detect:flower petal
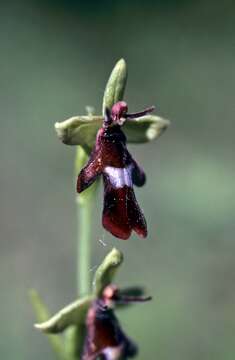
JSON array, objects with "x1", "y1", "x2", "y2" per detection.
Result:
[{"x1": 75, "y1": 146, "x2": 100, "y2": 204}]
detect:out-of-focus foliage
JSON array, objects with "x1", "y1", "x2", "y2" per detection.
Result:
[{"x1": 0, "y1": 1, "x2": 235, "y2": 360}]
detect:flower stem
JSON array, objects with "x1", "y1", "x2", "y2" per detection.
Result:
[
  {"x1": 76, "y1": 194, "x2": 92, "y2": 295},
  {"x1": 75, "y1": 146, "x2": 98, "y2": 296}
]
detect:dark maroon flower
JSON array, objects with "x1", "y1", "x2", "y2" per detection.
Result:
[
  {"x1": 82, "y1": 285, "x2": 151, "y2": 360},
  {"x1": 77, "y1": 102, "x2": 154, "y2": 240}
]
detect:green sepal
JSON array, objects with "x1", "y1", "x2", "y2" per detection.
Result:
[
  {"x1": 55, "y1": 114, "x2": 169, "y2": 152},
  {"x1": 55, "y1": 116, "x2": 101, "y2": 154},
  {"x1": 29, "y1": 289, "x2": 67, "y2": 360},
  {"x1": 102, "y1": 58, "x2": 128, "y2": 114},
  {"x1": 93, "y1": 248, "x2": 123, "y2": 297},
  {"x1": 123, "y1": 115, "x2": 170, "y2": 143},
  {"x1": 34, "y1": 295, "x2": 93, "y2": 334}
]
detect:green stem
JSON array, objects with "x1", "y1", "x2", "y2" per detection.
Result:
[
  {"x1": 76, "y1": 194, "x2": 92, "y2": 295},
  {"x1": 75, "y1": 146, "x2": 97, "y2": 296}
]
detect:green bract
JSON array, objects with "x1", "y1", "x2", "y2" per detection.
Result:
[{"x1": 54, "y1": 58, "x2": 170, "y2": 154}]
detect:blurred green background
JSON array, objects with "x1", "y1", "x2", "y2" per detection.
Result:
[{"x1": 0, "y1": 0, "x2": 235, "y2": 359}]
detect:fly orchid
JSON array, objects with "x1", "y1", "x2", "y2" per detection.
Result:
[
  {"x1": 33, "y1": 249, "x2": 151, "y2": 360},
  {"x1": 82, "y1": 284, "x2": 151, "y2": 360},
  {"x1": 76, "y1": 101, "x2": 155, "y2": 240},
  {"x1": 83, "y1": 300, "x2": 137, "y2": 360},
  {"x1": 32, "y1": 59, "x2": 169, "y2": 360}
]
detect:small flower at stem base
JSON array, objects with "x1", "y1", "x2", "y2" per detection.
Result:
[
  {"x1": 82, "y1": 285, "x2": 151, "y2": 360},
  {"x1": 34, "y1": 249, "x2": 151, "y2": 360},
  {"x1": 82, "y1": 298, "x2": 138, "y2": 360}
]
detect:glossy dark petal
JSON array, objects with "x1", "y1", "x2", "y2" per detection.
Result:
[
  {"x1": 82, "y1": 300, "x2": 138, "y2": 360},
  {"x1": 77, "y1": 150, "x2": 103, "y2": 193},
  {"x1": 102, "y1": 186, "x2": 147, "y2": 240}
]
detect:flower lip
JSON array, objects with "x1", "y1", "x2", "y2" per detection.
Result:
[{"x1": 83, "y1": 297, "x2": 139, "y2": 360}]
